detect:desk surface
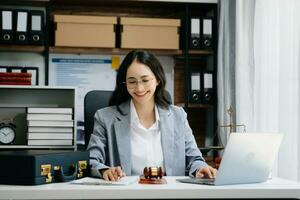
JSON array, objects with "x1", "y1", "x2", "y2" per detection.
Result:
[{"x1": 1, "y1": 176, "x2": 300, "y2": 199}]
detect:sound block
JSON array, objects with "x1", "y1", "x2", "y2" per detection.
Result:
[{"x1": 138, "y1": 176, "x2": 167, "y2": 184}]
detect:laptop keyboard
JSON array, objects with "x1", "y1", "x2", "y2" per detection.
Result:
[{"x1": 176, "y1": 178, "x2": 216, "y2": 185}]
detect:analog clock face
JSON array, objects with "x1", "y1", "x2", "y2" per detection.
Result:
[{"x1": 0, "y1": 126, "x2": 16, "y2": 144}]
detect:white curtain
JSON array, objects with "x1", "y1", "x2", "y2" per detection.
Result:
[{"x1": 218, "y1": 0, "x2": 300, "y2": 181}]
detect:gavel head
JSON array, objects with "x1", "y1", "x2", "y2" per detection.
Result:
[{"x1": 143, "y1": 166, "x2": 164, "y2": 179}]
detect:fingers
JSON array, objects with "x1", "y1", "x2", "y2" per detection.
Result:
[
  {"x1": 102, "y1": 166, "x2": 125, "y2": 181},
  {"x1": 211, "y1": 167, "x2": 218, "y2": 178},
  {"x1": 196, "y1": 166, "x2": 218, "y2": 179},
  {"x1": 196, "y1": 167, "x2": 212, "y2": 178},
  {"x1": 102, "y1": 171, "x2": 109, "y2": 181},
  {"x1": 115, "y1": 166, "x2": 125, "y2": 177}
]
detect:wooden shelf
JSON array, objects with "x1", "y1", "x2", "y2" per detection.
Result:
[
  {"x1": 0, "y1": 45, "x2": 45, "y2": 53},
  {"x1": 49, "y1": 47, "x2": 214, "y2": 56},
  {"x1": 188, "y1": 103, "x2": 213, "y2": 108},
  {"x1": 175, "y1": 103, "x2": 213, "y2": 108},
  {"x1": 1, "y1": 0, "x2": 49, "y2": 6},
  {"x1": 188, "y1": 49, "x2": 214, "y2": 55},
  {"x1": 174, "y1": 50, "x2": 214, "y2": 60},
  {"x1": 50, "y1": 46, "x2": 183, "y2": 56}
]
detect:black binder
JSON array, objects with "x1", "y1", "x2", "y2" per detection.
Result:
[
  {"x1": 201, "y1": 17, "x2": 213, "y2": 49},
  {"x1": 189, "y1": 71, "x2": 201, "y2": 104},
  {"x1": 201, "y1": 71, "x2": 214, "y2": 104},
  {"x1": 14, "y1": 10, "x2": 29, "y2": 44},
  {"x1": 29, "y1": 10, "x2": 44, "y2": 45},
  {"x1": 0, "y1": 10, "x2": 14, "y2": 44},
  {"x1": 190, "y1": 17, "x2": 201, "y2": 49}
]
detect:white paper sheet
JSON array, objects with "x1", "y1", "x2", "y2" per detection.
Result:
[{"x1": 71, "y1": 176, "x2": 138, "y2": 186}]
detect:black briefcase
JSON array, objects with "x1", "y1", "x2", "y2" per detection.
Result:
[{"x1": 0, "y1": 150, "x2": 89, "y2": 185}]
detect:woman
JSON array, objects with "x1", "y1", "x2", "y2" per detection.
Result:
[{"x1": 87, "y1": 50, "x2": 217, "y2": 181}]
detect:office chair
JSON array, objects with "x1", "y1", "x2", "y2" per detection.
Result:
[
  {"x1": 84, "y1": 90, "x2": 113, "y2": 149},
  {"x1": 83, "y1": 90, "x2": 172, "y2": 149}
]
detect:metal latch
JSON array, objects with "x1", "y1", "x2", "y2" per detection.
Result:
[
  {"x1": 77, "y1": 160, "x2": 87, "y2": 178},
  {"x1": 41, "y1": 164, "x2": 52, "y2": 183}
]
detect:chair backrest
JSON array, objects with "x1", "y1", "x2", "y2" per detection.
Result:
[{"x1": 84, "y1": 90, "x2": 113, "y2": 148}]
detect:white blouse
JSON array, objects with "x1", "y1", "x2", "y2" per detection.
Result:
[{"x1": 130, "y1": 100, "x2": 164, "y2": 175}]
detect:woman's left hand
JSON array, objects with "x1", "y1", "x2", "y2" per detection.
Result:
[{"x1": 195, "y1": 166, "x2": 218, "y2": 179}]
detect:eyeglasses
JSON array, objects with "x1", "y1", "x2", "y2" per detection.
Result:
[{"x1": 123, "y1": 78, "x2": 154, "y2": 89}]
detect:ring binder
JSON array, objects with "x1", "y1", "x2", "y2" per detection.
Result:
[
  {"x1": 15, "y1": 10, "x2": 29, "y2": 44},
  {"x1": 190, "y1": 17, "x2": 201, "y2": 49},
  {"x1": 201, "y1": 17, "x2": 213, "y2": 49},
  {"x1": 29, "y1": 10, "x2": 44, "y2": 45},
  {"x1": 201, "y1": 72, "x2": 214, "y2": 104},
  {"x1": 0, "y1": 10, "x2": 14, "y2": 44},
  {"x1": 190, "y1": 71, "x2": 201, "y2": 104}
]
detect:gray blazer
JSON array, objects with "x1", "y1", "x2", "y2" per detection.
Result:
[{"x1": 87, "y1": 100, "x2": 207, "y2": 177}]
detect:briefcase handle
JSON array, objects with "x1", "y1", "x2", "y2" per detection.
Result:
[{"x1": 54, "y1": 164, "x2": 78, "y2": 182}]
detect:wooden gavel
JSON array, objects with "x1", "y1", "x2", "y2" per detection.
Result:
[{"x1": 143, "y1": 167, "x2": 164, "y2": 179}]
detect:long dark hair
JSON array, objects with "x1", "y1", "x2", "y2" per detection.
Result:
[{"x1": 109, "y1": 50, "x2": 171, "y2": 109}]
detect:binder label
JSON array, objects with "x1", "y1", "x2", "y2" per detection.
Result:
[
  {"x1": 191, "y1": 72, "x2": 201, "y2": 90},
  {"x1": 31, "y1": 15, "x2": 41, "y2": 31},
  {"x1": 17, "y1": 12, "x2": 28, "y2": 32},
  {"x1": 203, "y1": 19, "x2": 212, "y2": 35},
  {"x1": 191, "y1": 18, "x2": 200, "y2": 35},
  {"x1": 204, "y1": 73, "x2": 213, "y2": 89},
  {"x1": 2, "y1": 11, "x2": 12, "y2": 30}
]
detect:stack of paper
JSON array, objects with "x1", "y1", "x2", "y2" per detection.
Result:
[
  {"x1": 71, "y1": 177, "x2": 138, "y2": 186},
  {"x1": 27, "y1": 107, "x2": 74, "y2": 146}
]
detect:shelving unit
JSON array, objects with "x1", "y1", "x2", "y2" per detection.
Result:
[
  {"x1": 0, "y1": 0, "x2": 218, "y2": 150},
  {"x1": 0, "y1": 45, "x2": 45, "y2": 53},
  {"x1": 0, "y1": 86, "x2": 76, "y2": 149},
  {"x1": 178, "y1": 2, "x2": 218, "y2": 149},
  {"x1": 49, "y1": 47, "x2": 183, "y2": 56}
]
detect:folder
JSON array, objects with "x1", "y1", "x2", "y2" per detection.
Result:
[
  {"x1": 201, "y1": 72, "x2": 214, "y2": 104},
  {"x1": 190, "y1": 71, "x2": 201, "y2": 104},
  {"x1": 190, "y1": 17, "x2": 201, "y2": 49},
  {"x1": 201, "y1": 17, "x2": 213, "y2": 49},
  {"x1": 15, "y1": 10, "x2": 29, "y2": 44},
  {"x1": 29, "y1": 10, "x2": 44, "y2": 45},
  {"x1": 0, "y1": 10, "x2": 14, "y2": 44}
]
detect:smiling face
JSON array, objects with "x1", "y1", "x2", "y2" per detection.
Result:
[{"x1": 125, "y1": 60, "x2": 159, "y2": 106}]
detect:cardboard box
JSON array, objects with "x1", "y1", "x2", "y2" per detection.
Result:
[
  {"x1": 120, "y1": 17, "x2": 180, "y2": 50},
  {"x1": 54, "y1": 15, "x2": 117, "y2": 48}
]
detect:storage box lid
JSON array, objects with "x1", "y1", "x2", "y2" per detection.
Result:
[
  {"x1": 54, "y1": 15, "x2": 117, "y2": 24},
  {"x1": 120, "y1": 17, "x2": 180, "y2": 27}
]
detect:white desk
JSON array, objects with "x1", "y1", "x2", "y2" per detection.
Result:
[{"x1": 1, "y1": 176, "x2": 300, "y2": 199}]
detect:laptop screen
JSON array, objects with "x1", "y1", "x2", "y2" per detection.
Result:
[
  {"x1": 214, "y1": 132, "x2": 283, "y2": 185},
  {"x1": 177, "y1": 133, "x2": 283, "y2": 186}
]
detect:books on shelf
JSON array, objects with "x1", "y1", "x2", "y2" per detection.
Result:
[
  {"x1": 0, "y1": 72, "x2": 32, "y2": 85},
  {"x1": 26, "y1": 107, "x2": 74, "y2": 146},
  {"x1": 28, "y1": 139, "x2": 73, "y2": 146},
  {"x1": 0, "y1": 72, "x2": 32, "y2": 77},
  {"x1": 0, "y1": 77, "x2": 31, "y2": 81},
  {"x1": 28, "y1": 133, "x2": 73, "y2": 140},
  {"x1": 0, "y1": 81, "x2": 31, "y2": 85},
  {"x1": 28, "y1": 126, "x2": 73, "y2": 133},
  {"x1": 27, "y1": 120, "x2": 74, "y2": 127},
  {"x1": 27, "y1": 107, "x2": 73, "y2": 114},
  {"x1": 27, "y1": 113, "x2": 72, "y2": 121}
]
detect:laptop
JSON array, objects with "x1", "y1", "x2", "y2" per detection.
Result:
[{"x1": 177, "y1": 132, "x2": 283, "y2": 186}]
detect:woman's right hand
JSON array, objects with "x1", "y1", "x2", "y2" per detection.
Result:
[{"x1": 101, "y1": 166, "x2": 126, "y2": 181}]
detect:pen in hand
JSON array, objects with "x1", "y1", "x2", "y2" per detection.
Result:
[{"x1": 102, "y1": 166, "x2": 126, "y2": 181}]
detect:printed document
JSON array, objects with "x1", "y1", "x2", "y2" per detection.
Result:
[{"x1": 71, "y1": 176, "x2": 138, "y2": 185}]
